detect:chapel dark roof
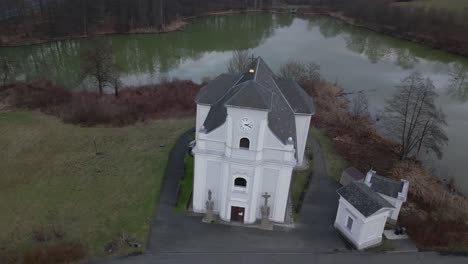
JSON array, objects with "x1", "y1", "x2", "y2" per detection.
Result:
[
  {"x1": 337, "y1": 182, "x2": 394, "y2": 217},
  {"x1": 343, "y1": 167, "x2": 366, "y2": 181},
  {"x1": 195, "y1": 57, "x2": 314, "y2": 145},
  {"x1": 370, "y1": 174, "x2": 405, "y2": 199}
]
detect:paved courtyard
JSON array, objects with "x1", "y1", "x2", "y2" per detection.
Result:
[{"x1": 146, "y1": 130, "x2": 347, "y2": 254}]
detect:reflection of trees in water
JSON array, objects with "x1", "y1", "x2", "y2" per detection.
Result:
[
  {"x1": 274, "y1": 14, "x2": 294, "y2": 28},
  {"x1": 448, "y1": 62, "x2": 468, "y2": 102},
  {"x1": 308, "y1": 16, "x2": 343, "y2": 39},
  {"x1": 345, "y1": 32, "x2": 366, "y2": 54},
  {"x1": 311, "y1": 16, "x2": 454, "y2": 69},
  {"x1": 2, "y1": 14, "x2": 279, "y2": 88},
  {"x1": 395, "y1": 49, "x2": 418, "y2": 70},
  {"x1": 344, "y1": 31, "x2": 392, "y2": 64},
  {"x1": 0, "y1": 40, "x2": 85, "y2": 88},
  {"x1": 364, "y1": 35, "x2": 391, "y2": 64}
]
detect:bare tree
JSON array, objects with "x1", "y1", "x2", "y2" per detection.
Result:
[
  {"x1": 278, "y1": 60, "x2": 321, "y2": 83},
  {"x1": 226, "y1": 50, "x2": 251, "y2": 74},
  {"x1": 448, "y1": 62, "x2": 468, "y2": 102},
  {"x1": 0, "y1": 56, "x2": 15, "y2": 86},
  {"x1": 81, "y1": 39, "x2": 118, "y2": 96},
  {"x1": 351, "y1": 92, "x2": 369, "y2": 119},
  {"x1": 111, "y1": 75, "x2": 122, "y2": 97},
  {"x1": 383, "y1": 72, "x2": 448, "y2": 160}
]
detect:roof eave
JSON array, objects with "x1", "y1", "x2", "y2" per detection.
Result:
[
  {"x1": 196, "y1": 101, "x2": 212, "y2": 106},
  {"x1": 224, "y1": 104, "x2": 271, "y2": 112}
]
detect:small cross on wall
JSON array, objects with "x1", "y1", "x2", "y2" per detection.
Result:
[{"x1": 262, "y1": 192, "x2": 271, "y2": 207}]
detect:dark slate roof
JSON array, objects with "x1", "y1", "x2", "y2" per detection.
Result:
[
  {"x1": 370, "y1": 174, "x2": 404, "y2": 198},
  {"x1": 195, "y1": 57, "x2": 314, "y2": 146},
  {"x1": 195, "y1": 73, "x2": 242, "y2": 105},
  {"x1": 337, "y1": 182, "x2": 394, "y2": 217},
  {"x1": 343, "y1": 167, "x2": 366, "y2": 181},
  {"x1": 225, "y1": 81, "x2": 272, "y2": 110},
  {"x1": 274, "y1": 77, "x2": 315, "y2": 114}
]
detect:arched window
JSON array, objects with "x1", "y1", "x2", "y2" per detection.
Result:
[
  {"x1": 239, "y1": 138, "x2": 250, "y2": 149},
  {"x1": 234, "y1": 177, "x2": 247, "y2": 188}
]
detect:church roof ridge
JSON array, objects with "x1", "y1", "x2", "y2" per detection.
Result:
[
  {"x1": 337, "y1": 182, "x2": 394, "y2": 217},
  {"x1": 196, "y1": 57, "x2": 314, "y2": 146}
]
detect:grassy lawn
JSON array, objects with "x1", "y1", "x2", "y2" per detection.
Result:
[
  {"x1": 290, "y1": 129, "x2": 314, "y2": 214},
  {"x1": 366, "y1": 238, "x2": 395, "y2": 252},
  {"x1": 395, "y1": 0, "x2": 468, "y2": 12},
  {"x1": 176, "y1": 153, "x2": 194, "y2": 212},
  {"x1": 0, "y1": 111, "x2": 194, "y2": 258},
  {"x1": 309, "y1": 128, "x2": 347, "y2": 182}
]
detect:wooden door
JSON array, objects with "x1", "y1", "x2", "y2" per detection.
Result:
[{"x1": 230, "y1": 206, "x2": 245, "y2": 223}]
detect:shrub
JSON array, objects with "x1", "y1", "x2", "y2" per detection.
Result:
[
  {"x1": 302, "y1": 80, "x2": 399, "y2": 174},
  {"x1": 392, "y1": 161, "x2": 468, "y2": 221},
  {"x1": 21, "y1": 243, "x2": 85, "y2": 264},
  {"x1": 2, "y1": 80, "x2": 202, "y2": 126},
  {"x1": 1, "y1": 80, "x2": 72, "y2": 112}
]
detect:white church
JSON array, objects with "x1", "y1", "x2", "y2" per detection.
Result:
[{"x1": 191, "y1": 57, "x2": 314, "y2": 224}]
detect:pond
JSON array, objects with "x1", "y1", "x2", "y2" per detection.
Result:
[{"x1": 1, "y1": 13, "x2": 468, "y2": 194}]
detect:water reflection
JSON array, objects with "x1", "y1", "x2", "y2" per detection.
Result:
[
  {"x1": 448, "y1": 62, "x2": 468, "y2": 102},
  {"x1": 2, "y1": 14, "x2": 467, "y2": 90},
  {"x1": 0, "y1": 14, "x2": 289, "y2": 88}
]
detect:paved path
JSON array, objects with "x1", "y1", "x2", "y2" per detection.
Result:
[
  {"x1": 93, "y1": 135, "x2": 466, "y2": 263},
  {"x1": 146, "y1": 137, "x2": 346, "y2": 254}
]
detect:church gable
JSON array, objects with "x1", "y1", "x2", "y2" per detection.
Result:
[{"x1": 195, "y1": 57, "x2": 314, "y2": 146}]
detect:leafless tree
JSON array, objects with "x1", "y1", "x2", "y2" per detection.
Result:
[
  {"x1": 383, "y1": 72, "x2": 448, "y2": 160},
  {"x1": 111, "y1": 76, "x2": 122, "y2": 97},
  {"x1": 226, "y1": 50, "x2": 251, "y2": 74},
  {"x1": 81, "y1": 39, "x2": 118, "y2": 96},
  {"x1": 278, "y1": 60, "x2": 321, "y2": 83},
  {"x1": 0, "y1": 56, "x2": 15, "y2": 86},
  {"x1": 351, "y1": 92, "x2": 369, "y2": 119},
  {"x1": 448, "y1": 62, "x2": 468, "y2": 102}
]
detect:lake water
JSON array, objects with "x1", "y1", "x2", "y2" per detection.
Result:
[{"x1": 1, "y1": 14, "x2": 468, "y2": 194}]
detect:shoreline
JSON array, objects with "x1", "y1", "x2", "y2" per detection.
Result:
[
  {"x1": 301, "y1": 10, "x2": 468, "y2": 58},
  {"x1": 1, "y1": 7, "x2": 467, "y2": 58}
]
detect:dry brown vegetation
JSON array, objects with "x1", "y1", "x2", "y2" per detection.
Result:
[
  {"x1": 302, "y1": 80, "x2": 400, "y2": 174},
  {"x1": 1, "y1": 242, "x2": 86, "y2": 264},
  {"x1": 302, "y1": 80, "x2": 468, "y2": 251},
  {"x1": 0, "y1": 79, "x2": 202, "y2": 126}
]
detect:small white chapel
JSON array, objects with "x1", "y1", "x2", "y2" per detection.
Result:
[{"x1": 191, "y1": 57, "x2": 314, "y2": 224}]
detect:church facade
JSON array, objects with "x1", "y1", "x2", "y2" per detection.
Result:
[{"x1": 192, "y1": 57, "x2": 314, "y2": 224}]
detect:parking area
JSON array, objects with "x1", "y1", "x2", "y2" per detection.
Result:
[{"x1": 146, "y1": 134, "x2": 347, "y2": 254}]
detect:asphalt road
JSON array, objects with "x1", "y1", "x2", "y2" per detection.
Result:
[{"x1": 100, "y1": 251, "x2": 467, "y2": 264}]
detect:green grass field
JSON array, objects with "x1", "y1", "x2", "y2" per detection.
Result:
[
  {"x1": 290, "y1": 130, "x2": 314, "y2": 214},
  {"x1": 309, "y1": 128, "x2": 347, "y2": 182},
  {"x1": 395, "y1": 0, "x2": 468, "y2": 12},
  {"x1": 0, "y1": 111, "x2": 194, "y2": 257},
  {"x1": 176, "y1": 153, "x2": 194, "y2": 212}
]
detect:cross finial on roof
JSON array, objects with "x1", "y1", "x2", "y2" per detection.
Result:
[{"x1": 249, "y1": 54, "x2": 256, "y2": 64}]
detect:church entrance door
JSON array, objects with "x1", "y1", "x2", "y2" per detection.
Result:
[{"x1": 230, "y1": 206, "x2": 245, "y2": 223}]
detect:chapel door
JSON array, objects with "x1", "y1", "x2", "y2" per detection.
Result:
[{"x1": 230, "y1": 206, "x2": 245, "y2": 223}]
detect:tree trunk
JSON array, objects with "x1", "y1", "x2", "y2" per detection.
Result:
[{"x1": 98, "y1": 81, "x2": 103, "y2": 96}]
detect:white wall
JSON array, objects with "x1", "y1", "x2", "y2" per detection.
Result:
[
  {"x1": 257, "y1": 167, "x2": 278, "y2": 219},
  {"x1": 193, "y1": 103, "x2": 298, "y2": 224},
  {"x1": 334, "y1": 197, "x2": 390, "y2": 250},
  {"x1": 295, "y1": 115, "x2": 312, "y2": 167},
  {"x1": 379, "y1": 194, "x2": 403, "y2": 223},
  {"x1": 196, "y1": 104, "x2": 210, "y2": 137},
  {"x1": 226, "y1": 106, "x2": 269, "y2": 152}
]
